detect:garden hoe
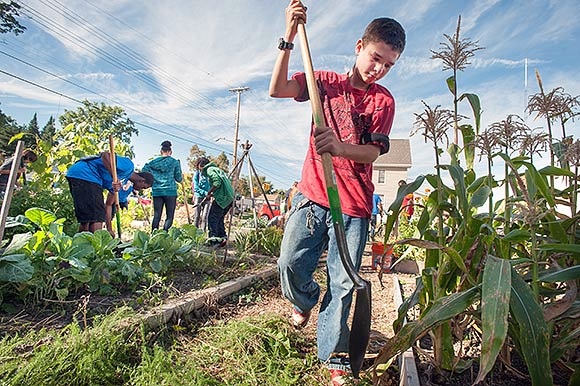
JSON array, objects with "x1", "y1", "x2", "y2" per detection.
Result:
[
  {"x1": 297, "y1": 21, "x2": 371, "y2": 378},
  {"x1": 108, "y1": 135, "x2": 122, "y2": 239}
]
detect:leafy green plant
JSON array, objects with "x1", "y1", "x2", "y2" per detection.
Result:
[
  {"x1": 0, "y1": 208, "x2": 210, "y2": 305},
  {"x1": 122, "y1": 228, "x2": 194, "y2": 275}
]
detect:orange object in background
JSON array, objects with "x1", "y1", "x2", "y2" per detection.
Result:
[{"x1": 371, "y1": 242, "x2": 393, "y2": 272}]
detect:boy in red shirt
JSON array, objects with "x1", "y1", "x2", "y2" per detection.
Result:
[{"x1": 270, "y1": 1, "x2": 406, "y2": 383}]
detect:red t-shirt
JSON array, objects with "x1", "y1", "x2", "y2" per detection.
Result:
[{"x1": 292, "y1": 71, "x2": 395, "y2": 218}]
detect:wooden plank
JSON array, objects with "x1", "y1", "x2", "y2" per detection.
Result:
[
  {"x1": 143, "y1": 265, "x2": 278, "y2": 329},
  {"x1": 0, "y1": 141, "x2": 25, "y2": 241},
  {"x1": 393, "y1": 275, "x2": 421, "y2": 386}
]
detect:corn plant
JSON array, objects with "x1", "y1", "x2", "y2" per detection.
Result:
[{"x1": 373, "y1": 16, "x2": 580, "y2": 386}]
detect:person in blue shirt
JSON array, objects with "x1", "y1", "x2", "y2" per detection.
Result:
[
  {"x1": 142, "y1": 141, "x2": 183, "y2": 231},
  {"x1": 66, "y1": 152, "x2": 153, "y2": 233},
  {"x1": 192, "y1": 167, "x2": 211, "y2": 230},
  {"x1": 370, "y1": 193, "x2": 383, "y2": 239}
]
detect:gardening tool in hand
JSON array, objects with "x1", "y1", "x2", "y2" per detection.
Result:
[
  {"x1": 297, "y1": 21, "x2": 371, "y2": 378},
  {"x1": 191, "y1": 189, "x2": 213, "y2": 210},
  {"x1": 108, "y1": 135, "x2": 122, "y2": 239},
  {"x1": 181, "y1": 180, "x2": 192, "y2": 224}
]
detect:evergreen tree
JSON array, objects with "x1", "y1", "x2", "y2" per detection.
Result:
[
  {"x1": 0, "y1": 107, "x2": 24, "y2": 156},
  {"x1": 40, "y1": 116, "x2": 57, "y2": 146},
  {"x1": 24, "y1": 113, "x2": 40, "y2": 148}
]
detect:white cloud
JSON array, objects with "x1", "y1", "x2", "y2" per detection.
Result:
[{"x1": 1, "y1": 0, "x2": 579, "y2": 189}]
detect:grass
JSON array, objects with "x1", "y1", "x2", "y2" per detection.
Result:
[{"x1": 0, "y1": 308, "x2": 329, "y2": 386}]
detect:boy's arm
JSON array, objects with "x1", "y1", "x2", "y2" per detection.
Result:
[
  {"x1": 269, "y1": 0, "x2": 307, "y2": 98},
  {"x1": 104, "y1": 191, "x2": 115, "y2": 236},
  {"x1": 314, "y1": 126, "x2": 382, "y2": 164},
  {"x1": 100, "y1": 152, "x2": 122, "y2": 191}
]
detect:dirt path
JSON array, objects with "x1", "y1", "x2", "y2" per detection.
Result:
[{"x1": 217, "y1": 244, "x2": 406, "y2": 360}]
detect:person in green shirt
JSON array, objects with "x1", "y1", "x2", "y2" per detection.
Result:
[
  {"x1": 142, "y1": 141, "x2": 183, "y2": 231},
  {"x1": 196, "y1": 157, "x2": 234, "y2": 247}
]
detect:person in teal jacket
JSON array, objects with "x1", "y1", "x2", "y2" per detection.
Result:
[
  {"x1": 196, "y1": 157, "x2": 234, "y2": 247},
  {"x1": 142, "y1": 141, "x2": 183, "y2": 231},
  {"x1": 192, "y1": 168, "x2": 211, "y2": 230}
]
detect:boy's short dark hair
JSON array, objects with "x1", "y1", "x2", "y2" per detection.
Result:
[
  {"x1": 196, "y1": 157, "x2": 210, "y2": 168},
  {"x1": 362, "y1": 18, "x2": 406, "y2": 53},
  {"x1": 138, "y1": 172, "x2": 154, "y2": 187}
]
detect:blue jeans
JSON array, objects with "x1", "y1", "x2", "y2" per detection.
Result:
[{"x1": 278, "y1": 192, "x2": 368, "y2": 370}]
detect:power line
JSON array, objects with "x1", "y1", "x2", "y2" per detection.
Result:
[
  {"x1": 17, "y1": 0, "x2": 228, "y2": 123},
  {"x1": 0, "y1": 67, "x2": 228, "y2": 154},
  {"x1": 8, "y1": 0, "x2": 299, "y2": 187},
  {"x1": 0, "y1": 68, "x2": 82, "y2": 104},
  {"x1": 0, "y1": 50, "x2": 228, "y2": 154}
]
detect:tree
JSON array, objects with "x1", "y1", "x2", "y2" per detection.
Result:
[
  {"x1": 57, "y1": 100, "x2": 138, "y2": 158},
  {"x1": 213, "y1": 152, "x2": 230, "y2": 173},
  {"x1": 187, "y1": 146, "x2": 230, "y2": 175},
  {"x1": 24, "y1": 113, "x2": 40, "y2": 149},
  {"x1": 235, "y1": 174, "x2": 272, "y2": 197},
  {"x1": 0, "y1": 1, "x2": 26, "y2": 35},
  {"x1": 0, "y1": 106, "x2": 24, "y2": 156},
  {"x1": 26, "y1": 113, "x2": 39, "y2": 136},
  {"x1": 40, "y1": 116, "x2": 57, "y2": 146},
  {"x1": 187, "y1": 144, "x2": 207, "y2": 172}
]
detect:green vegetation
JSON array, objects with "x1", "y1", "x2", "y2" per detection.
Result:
[
  {"x1": 0, "y1": 309, "x2": 326, "y2": 386},
  {"x1": 376, "y1": 16, "x2": 579, "y2": 386},
  {"x1": 234, "y1": 226, "x2": 283, "y2": 257}
]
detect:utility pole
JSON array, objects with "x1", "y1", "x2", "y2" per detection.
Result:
[{"x1": 229, "y1": 87, "x2": 249, "y2": 169}]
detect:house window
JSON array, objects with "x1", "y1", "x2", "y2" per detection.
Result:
[{"x1": 378, "y1": 170, "x2": 385, "y2": 184}]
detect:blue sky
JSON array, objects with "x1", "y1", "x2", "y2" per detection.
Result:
[{"x1": 1, "y1": 0, "x2": 579, "y2": 192}]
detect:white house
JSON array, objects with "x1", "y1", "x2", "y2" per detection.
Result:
[{"x1": 372, "y1": 138, "x2": 412, "y2": 209}]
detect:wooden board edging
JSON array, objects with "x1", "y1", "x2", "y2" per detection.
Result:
[{"x1": 142, "y1": 264, "x2": 278, "y2": 329}]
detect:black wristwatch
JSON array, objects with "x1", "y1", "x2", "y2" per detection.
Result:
[{"x1": 278, "y1": 38, "x2": 294, "y2": 51}]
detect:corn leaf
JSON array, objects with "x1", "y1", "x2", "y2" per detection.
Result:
[
  {"x1": 537, "y1": 243, "x2": 580, "y2": 255},
  {"x1": 396, "y1": 238, "x2": 472, "y2": 286},
  {"x1": 384, "y1": 175, "x2": 425, "y2": 239},
  {"x1": 459, "y1": 93, "x2": 481, "y2": 133},
  {"x1": 539, "y1": 265, "x2": 580, "y2": 283},
  {"x1": 469, "y1": 185, "x2": 491, "y2": 208},
  {"x1": 446, "y1": 75, "x2": 455, "y2": 95},
  {"x1": 375, "y1": 286, "x2": 479, "y2": 363},
  {"x1": 509, "y1": 268, "x2": 552, "y2": 386},
  {"x1": 459, "y1": 124, "x2": 476, "y2": 170},
  {"x1": 474, "y1": 256, "x2": 511, "y2": 384},
  {"x1": 538, "y1": 165, "x2": 575, "y2": 177},
  {"x1": 440, "y1": 164, "x2": 468, "y2": 217},
  {"x1": 522, "y1": 161, "x2": 555, "y2": 207}
]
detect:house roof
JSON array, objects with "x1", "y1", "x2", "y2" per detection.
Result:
[{"x1": 374, "y1": 138, "x2": 412, "y2": 167}]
